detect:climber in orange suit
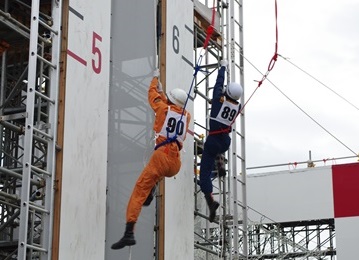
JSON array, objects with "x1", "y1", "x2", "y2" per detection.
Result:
[{"x1": 111, "y1": 69, "x2": 191, "y2": 250}]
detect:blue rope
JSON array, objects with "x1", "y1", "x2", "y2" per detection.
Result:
[{"x1": 181, "y1": 54, "x2": 204, "y2": 114}]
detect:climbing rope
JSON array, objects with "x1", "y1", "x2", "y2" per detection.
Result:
[
  {"x1": 241, "y1": 0, "x2": 279, "y2": 113},
  {"x1": 180, "y1": 0, "x2": 217, "y2": 113},
  {"x1": 207, "y1": 0, "x2": 279, "y2": 137},
  {"x1": 179, "y1": 0, "x2": 217, "y2": 111},
  {"x1": 128, "y1": 246, "x2": 132, "y2": 260},
  {"x1": 155, "y1": 0, "x2": 217, "y2": 149},
  {"x1": 203, "y1": 1, "x2": 216, "y2": 50}
]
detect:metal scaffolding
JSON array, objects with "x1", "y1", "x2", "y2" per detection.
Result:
[
  {"x1": 191, "y1": 1, "x2": 337, "y2": 260},
  {"x1": 0, "y1": 0, "x2": 62, "y2": 259},
  {"x1": 192, "y1": 0, "x2": 248, "y2": 259}
]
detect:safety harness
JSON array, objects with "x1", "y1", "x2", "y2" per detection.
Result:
[{"x1": 154, "y1": 134, "x2": 181, "y2": 151}]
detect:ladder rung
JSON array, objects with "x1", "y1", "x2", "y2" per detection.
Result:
[
  {"x1": 21, "y1": 242, "x2": 47, "y2": 253},
  {"x1": 31, "y1": 164, "x2": 52, "y2": 177},
  {"x1": 42, "y1": 74, "x2": 50, "y2": 81},
  {"x1": 37, "y1": 54, "x2": 56, "y2": 69},
  {"x1": 236, "y1": 178, "x2": 245, "y2": 185},
  {"x1": 40, "y1": 111, "x2": 49, "y2": 119},
  {"x1": 28, "y1": 201, "x2": 49, "y2": 214},
  {"x1": 33, "y1": 134, "x2": 50, "y2": 145},
  {"x1": 39, "y1": 18, "x2": 58, "y2": 35},
  {"x1": 194, "y1": 88, "x2": 211, "y2": 103},
  {"x1": 235, "y1": 201, "x2": 245, "y2": 209},
  {"x1": 35, "y1": 89, "x2": 55, "y2": 104},
  {"x1": 33, "y1": 126, "x2": 53, "y2": 140}
]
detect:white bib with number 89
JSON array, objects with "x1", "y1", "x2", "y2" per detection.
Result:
[{"x1": 210, "y1": 98, "x2": 239, "y2": 126}]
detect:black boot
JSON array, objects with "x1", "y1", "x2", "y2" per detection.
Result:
[
  {"x1": 111, "y1": 222, "x2": 136, "y2": 250},
  {"x1": 143, "y1": 185, "x2": 156, "y2": 206},
  {"x1": 204, "y1": 193, "x2": 219, "y2": 223}
]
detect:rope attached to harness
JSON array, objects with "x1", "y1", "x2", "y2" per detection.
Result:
[
  {"x1": 154, "y1": 135, "x2": 181, "y2": 151},
  {"x1": 155, "y1": 0, "x2": 216, "y2": 149}
]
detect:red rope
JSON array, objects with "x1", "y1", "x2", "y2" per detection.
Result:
[
  {"x1": 208, "y1": 1, "x2": 280, "y2": 136},
  {"x1": 256, "y1": 0, "x2": 278, "y2": 88},
  {"x1": 218, "y1": 0, "x2": 281, "y2": 119},
  {"x1": 240, "y1": 0, "x2": 279, "y2": 114},
  {"x1": 203, "y1": 0, "x2": 216, "y2": 50}
]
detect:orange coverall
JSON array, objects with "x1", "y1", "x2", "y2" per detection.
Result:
[{"x1": 126, "y1": 77, "x2": 191, "y2": 223}]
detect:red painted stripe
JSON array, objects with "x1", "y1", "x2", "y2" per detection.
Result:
[
  {"x1": 332, "y1": 162, "x2": 359, "y2": 218},
  {"x1": 67, "y1": 49, "x2": 87, "y2": 66}
]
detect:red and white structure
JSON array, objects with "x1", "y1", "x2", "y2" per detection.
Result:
[{"x1": 247, "y1": 162, "x2": 359, "y2": 259}]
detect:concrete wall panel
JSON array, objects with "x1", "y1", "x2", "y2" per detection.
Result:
[
  {"x1": 247, "y1": 166, "x2": 334, "y2": 223},
  {"x1": 165, "y1": 1, "x2": 194, "y2": 259},
  {"x1": 59, "y1": 0, "x2": 111, "y2": 259},
  {"x1": 105, "y1": 1, "x2": 157, "y2": 259}
]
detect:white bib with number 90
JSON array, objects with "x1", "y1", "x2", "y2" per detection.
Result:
[{"x1": 159, "y1": 106, "x2": 188, "y2": 142}]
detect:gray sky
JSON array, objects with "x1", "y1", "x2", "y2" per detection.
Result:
[{"x1": 243, "y1": 0, "x2": 359, "y2": 173}]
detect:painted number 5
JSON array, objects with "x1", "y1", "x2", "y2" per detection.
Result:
[{"x1": 92, "y1": 32, "x2": 102, "y2": 74}]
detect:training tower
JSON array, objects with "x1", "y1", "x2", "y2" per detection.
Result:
[
  {"x1": 0, "y1": 0, "x2": 111, "y2": 259},
  {"x1": 1, "y1": 0, "x2": 358, "y2": 259}
]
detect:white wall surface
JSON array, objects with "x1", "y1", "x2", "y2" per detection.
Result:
[
  {"x1": 247, "y1": 166, "x2": 334, "y2": 223},
  {"x1": 165, "y1": 0, "x2": 195, "y2": 259},
  {"x1": 58, "y1": 0, "x2": 111, "y2": 259}
]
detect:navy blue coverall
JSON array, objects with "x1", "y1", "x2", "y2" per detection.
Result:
[{"x1": 199, "y1": 66, "x2": 242, "y2": 194}]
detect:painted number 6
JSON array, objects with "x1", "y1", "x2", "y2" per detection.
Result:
[
  {"x1": 92, "y1": 32, "x2": 102, "y2": 74},
  {"x1": 172, "y1": 25, "x2": 179, "y2": 54}
]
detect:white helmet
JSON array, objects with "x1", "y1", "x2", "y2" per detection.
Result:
[
  {"x1": 167, "y1": 88, "x2": 187, "y2": 108},
  {"x1": 226, "y1": 82, "x2": 243, "y2": 100}
]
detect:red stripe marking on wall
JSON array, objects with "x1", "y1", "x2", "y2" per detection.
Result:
[
  {"x1": 332, "y1": 162, "x2": 359, "y2": 218},
  {"x1": 67, "y1": 49, "x2": 87, "y2": 66}
]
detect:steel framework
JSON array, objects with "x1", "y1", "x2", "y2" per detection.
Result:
[
  {"x1": 192, "y1": 1, "x2": 337, "y2": 260},
  {"x1": 0, "y1": 0, "x2": 62, "y2": 259}
]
